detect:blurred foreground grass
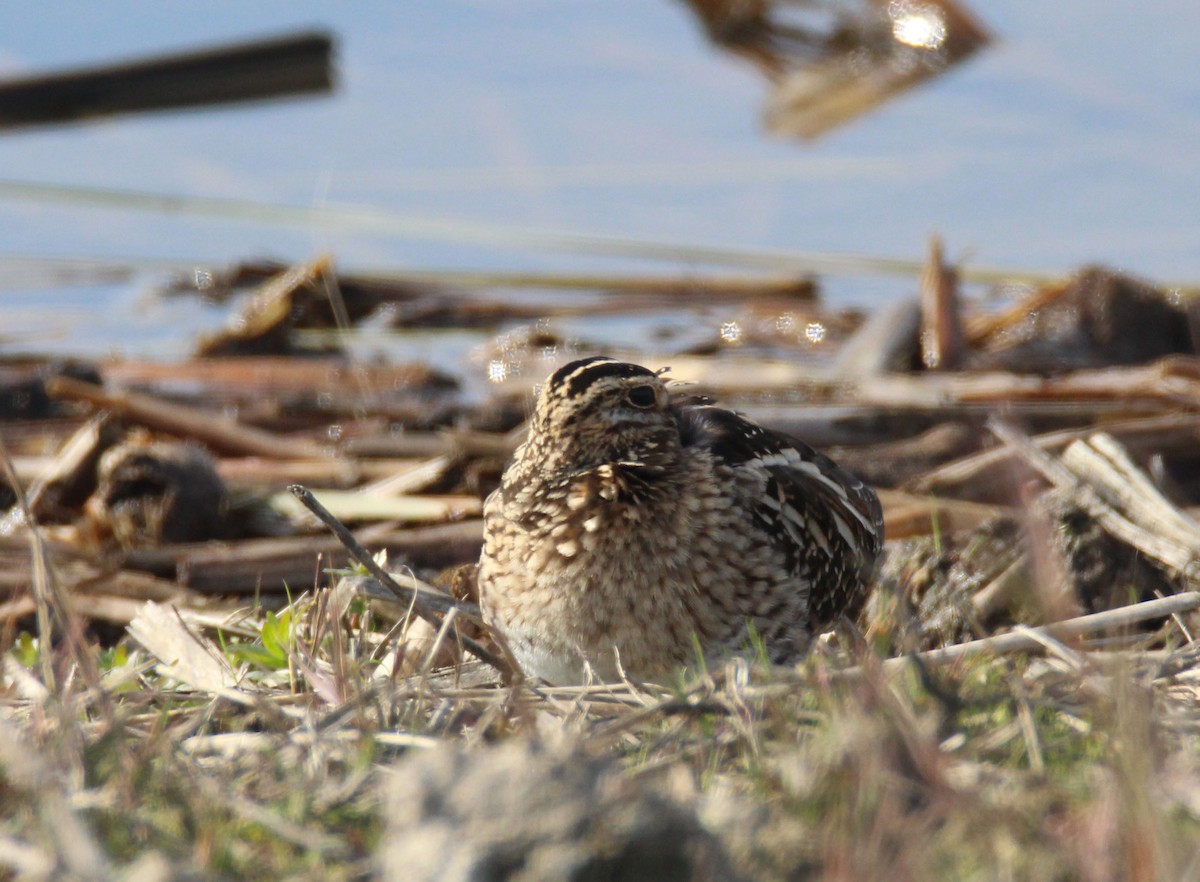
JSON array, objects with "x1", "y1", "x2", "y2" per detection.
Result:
[{"x1": 3, "y1": 584, "x2": 1200, "y2": 882}]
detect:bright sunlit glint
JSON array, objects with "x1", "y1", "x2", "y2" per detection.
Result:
[
  {"x1": 805, "y1": 322, "x2": 826, "y2": 344},
  {"x1": 890, "y1": 2, "x2": 948, "y2": 50},
  {"x1": 719, "y1": 320, "x2": 742, "y2": 343},
  {"x1": 487, "y1": 359, "x2": 509, "y2": 383}
]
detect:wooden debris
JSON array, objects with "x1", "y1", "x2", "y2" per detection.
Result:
[
  {"x1": 679, "y1": 0, "x2": 991, "y2": 139},
  {"x1": 8, "y1": 245, "x2": 1200, "y2": 683},
  {"x1": 213, "y1": 455, "x2": 422, "y2": 489},
  {"x1": 908, "y1": 413, "x2": 1200, "y2": 501},
  {"x1": 644, "y1": 353, "x2": 1200, "y2": 419},
  {"x1": 886, "y1": 591, "x2": 1200, "y2": 669},
  {"x1": 167, "y1": 257, "x2": 817, "y2": 302},
  {"x1": 1061, "y1": 433, "x2": 1200, "y2": 558},
  {"x1": 45, "y1": 374, "x2": 326, "y2": 459},
  {"x1": 23, "y1": 415, "x2": 124, "y2": 521},
  {"x1": 103, "y1": 356, "x2": 456, "y2": 397},
  {"x1": 355, "y1": 455, "x2": 454, "y2": 497},
  {"x1": 964, "y1": 278, "x2": 1071, "y2": 345},
  {"x1": 767, "y1": 1, "x2": 990, "y2": 139},
  {"x1": 828, "y1": 422, "x2": 980, "y2": 487},
  {"x1": 831, "y1": 296, "x2": 920, "y2": 377},
  {"x1": 876, "y1": 488, "x2": 1006, "y2": 540},
  {"x1": 269, "y1": 488, "x2": 480, "y2": 524},
  {"x1": 195, "y1": 255, "x2": 341, "y2": 357},
  {"x1": 967, "y1": 267, "x2": 1195, "y2": 371},
  {"x1": 0, "y1": 360, "x2": 103, "y2": 421},
  {"x1": 918, "y1": 235, "x2": 965, "y2": 370},
  {"x1": 117, "y1": 521, "x2": 484, "y2": 594},
  {"x1": 991, "y1": 420, "x2": 1200, "y2": 581},
  {"x1": 100, "y1": 356, "x2": 459, "y2": 430}
]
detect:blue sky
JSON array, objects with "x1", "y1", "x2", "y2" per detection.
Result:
[{"x1": 1, "y1": 1, "x2": 1198, "y2": 299}]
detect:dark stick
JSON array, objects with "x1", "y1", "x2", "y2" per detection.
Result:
[
  {"x1": 288, "y1": 484, "x2": 507, "y2": 673},
  {"x1": 0, "y1": 31, "x2": 334, "y2": 130}
]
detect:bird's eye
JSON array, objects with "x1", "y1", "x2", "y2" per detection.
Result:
[{"x1": 626, "y1": 385, "x2": 657, "y2": 409}]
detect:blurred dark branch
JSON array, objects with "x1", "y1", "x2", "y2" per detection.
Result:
[{"x1": 0, "y1": 30, "x2": 335, "y2": 131}]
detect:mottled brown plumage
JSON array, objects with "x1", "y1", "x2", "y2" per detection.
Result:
[{"x1": 478, "y1": 357, "x2": 883, "y2": 684}]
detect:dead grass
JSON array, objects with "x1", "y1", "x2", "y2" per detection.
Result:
[{"x1": 3, "y1": 578, "x2": 1200, "y2": 882}]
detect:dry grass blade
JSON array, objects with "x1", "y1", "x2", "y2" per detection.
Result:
[
  {"x1": 0, "y1": 440, "x2": 73, "y2": 691},
  {"x1": 127, "y1": 601, "x2": 249, "y2": 700},
  {"x1": 0, "y1": 178, "x2": 1109, "y2": 286},
  {"x1": 0, "y1": 718, "x2": 111, "y2": 880}
]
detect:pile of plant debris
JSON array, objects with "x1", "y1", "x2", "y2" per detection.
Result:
[{"x1": 4, "y1": 248, "x2": 1200, "y2": 880}]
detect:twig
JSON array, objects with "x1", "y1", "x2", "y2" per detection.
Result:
[
  {"x1": 885, "y1": 591, "x2": 1200, "y2": 670},
  {"x1": 971, "y1": 554, "x2": 1029, "y2": 619},
  {"x1": 911, "y1": 412, "x2": 1200, "y2": 499},
  {"x1": 120, "y1": 520, "x2": 484, "y2": 594},
  {"x1": 989, "y1": 419, "x2": 1200, "y2": 580},
  {"x1": 1062, "y1": 432, "x2": 1200, "y2": 556},
  {"x1": 46, "y1": 375, "x2": 324, "y2": 459},
  {"x1": 287, "y1": 484, "x2": 508, "y2": 674}
]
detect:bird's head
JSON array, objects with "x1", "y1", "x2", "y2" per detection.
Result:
[{"x1": 526, "y1": 356, "x2": 678, "y2": 472}]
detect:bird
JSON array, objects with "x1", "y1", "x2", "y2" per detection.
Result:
[{"x1": 477, "y1": 356, "x2": 884, "y2": 685}]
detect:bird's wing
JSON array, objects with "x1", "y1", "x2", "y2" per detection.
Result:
[{"x1": 675, "y1": 403, "x2": 883, "y2": 626}]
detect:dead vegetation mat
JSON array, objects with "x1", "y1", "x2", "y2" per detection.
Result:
[{"x1": 5, "y1": 255, "x2": 1200, "y2": 879}]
